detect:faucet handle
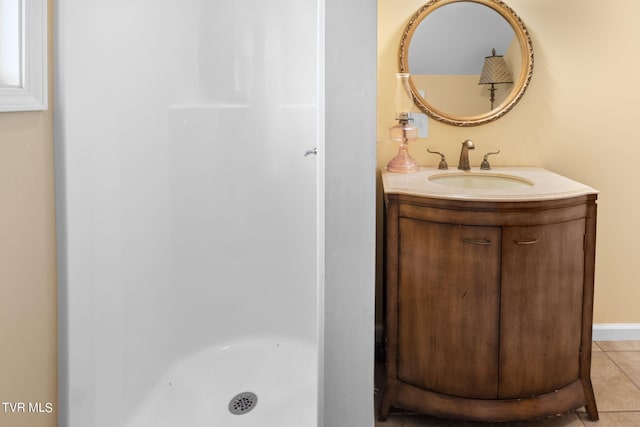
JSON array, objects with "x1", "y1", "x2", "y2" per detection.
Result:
[
  {"x1": 480, "y1": 150, "x2": 501, "y2": 170},
  {"x1": 427, "y1": 148, "x2": 448, "y2": 170}
]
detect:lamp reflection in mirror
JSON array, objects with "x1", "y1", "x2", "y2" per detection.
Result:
[
  {"x1": 386, "y1": 73, "x2": 419, "y2": 173},
  {"x1": 478, "y1": 48, "x2": 513, "y2": 110}
]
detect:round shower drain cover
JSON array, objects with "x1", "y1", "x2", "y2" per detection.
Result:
[{"x1": 228, "y1": 391, "x2": 258, "y2": 415}]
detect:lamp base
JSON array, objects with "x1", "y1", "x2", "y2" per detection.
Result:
[
  {"x1": 387, "y1": 120, "x2": 419, "y2": 173},
  {"x1": 386, "y1": 146, "x2": 419, "y2": 173}
]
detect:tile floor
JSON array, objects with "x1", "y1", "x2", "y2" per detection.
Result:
[{"x1": 375, "y1": 341, "x2": 640, "y2": 427}]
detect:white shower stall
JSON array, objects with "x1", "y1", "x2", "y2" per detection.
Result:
[{"x1": 55, "y1": 0, "x2": 376, "y2": 426}]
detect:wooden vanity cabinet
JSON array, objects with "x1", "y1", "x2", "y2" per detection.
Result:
[{"x1": 379, "y1": 193, "x2": 598, "y2": 422}]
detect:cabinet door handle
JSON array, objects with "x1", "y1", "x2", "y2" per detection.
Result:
[
  {"x1": 514, "y1": 238, "x2": 540, "y2": 245},
  {"x1": 463, "y1": 238, "x2": 492, "y2": 246}
]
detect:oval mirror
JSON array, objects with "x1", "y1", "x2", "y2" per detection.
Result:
[{"x1": 399, "y1": 0, "x2": 533, "y2": 126}]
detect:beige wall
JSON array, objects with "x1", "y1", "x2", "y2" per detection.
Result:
[
  {"x1": 378, "y1": 0, "x2": 640, "y2": 323},
  {"x1": 0, "y1": 1, "x2": 57, "y2": 426}
]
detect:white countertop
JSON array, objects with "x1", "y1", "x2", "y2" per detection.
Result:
[{"x1": 382, "y1": 167, "x2": 599, "y2": 202}]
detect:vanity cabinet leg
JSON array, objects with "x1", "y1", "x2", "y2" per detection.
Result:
[
  {"x1": 582, "y1": 378, "x2": 599, "y2": 421},
  {"x1": 378, "y1": 386, "x2": 392, "y2": 421}
]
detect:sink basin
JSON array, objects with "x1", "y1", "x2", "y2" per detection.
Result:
[{"x1": 428, "y1": 173, "x2": 534, "y2": 190}]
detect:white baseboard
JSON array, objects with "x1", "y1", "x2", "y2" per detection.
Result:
[{"x1": 592, "y1": 324, "x2": 640, "y2": 341}]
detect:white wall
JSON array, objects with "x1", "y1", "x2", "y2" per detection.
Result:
[{"x1": 321, "y1": 0, "x2": 377, "y2": 425}]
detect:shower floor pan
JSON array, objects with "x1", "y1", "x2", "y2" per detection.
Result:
[{"x1": 124, "y1": 337, "x2": 317, "y2": 427}]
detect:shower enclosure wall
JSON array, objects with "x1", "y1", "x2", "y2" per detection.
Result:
[{"x1": 53, "y1": 0, "x2": 376, "y2": 425}]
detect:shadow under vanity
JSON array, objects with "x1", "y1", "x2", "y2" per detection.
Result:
[{"x1": 378, "y1": 0, "x2": 600, "y2": 423}]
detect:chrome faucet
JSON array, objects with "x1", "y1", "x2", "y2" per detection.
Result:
[{"x1": 458, "y1": 139, "x2": 475, "y2": 170}]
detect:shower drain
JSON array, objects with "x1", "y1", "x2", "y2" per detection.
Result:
[{"x1": 228, "y1": 391, "x2": 258, "y2": 415}]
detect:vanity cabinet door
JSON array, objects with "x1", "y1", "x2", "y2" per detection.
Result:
[
  {"x1": 499, "y1": 219, "x2": 586, "y2": 398},
  {"x1": 397, "y1": 218, "x2": 502, "y2": 399}
]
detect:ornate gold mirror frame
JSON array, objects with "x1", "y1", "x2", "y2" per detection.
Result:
[{"x1": 399, "y1": 0, "x2": 533, "y2": 127}]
